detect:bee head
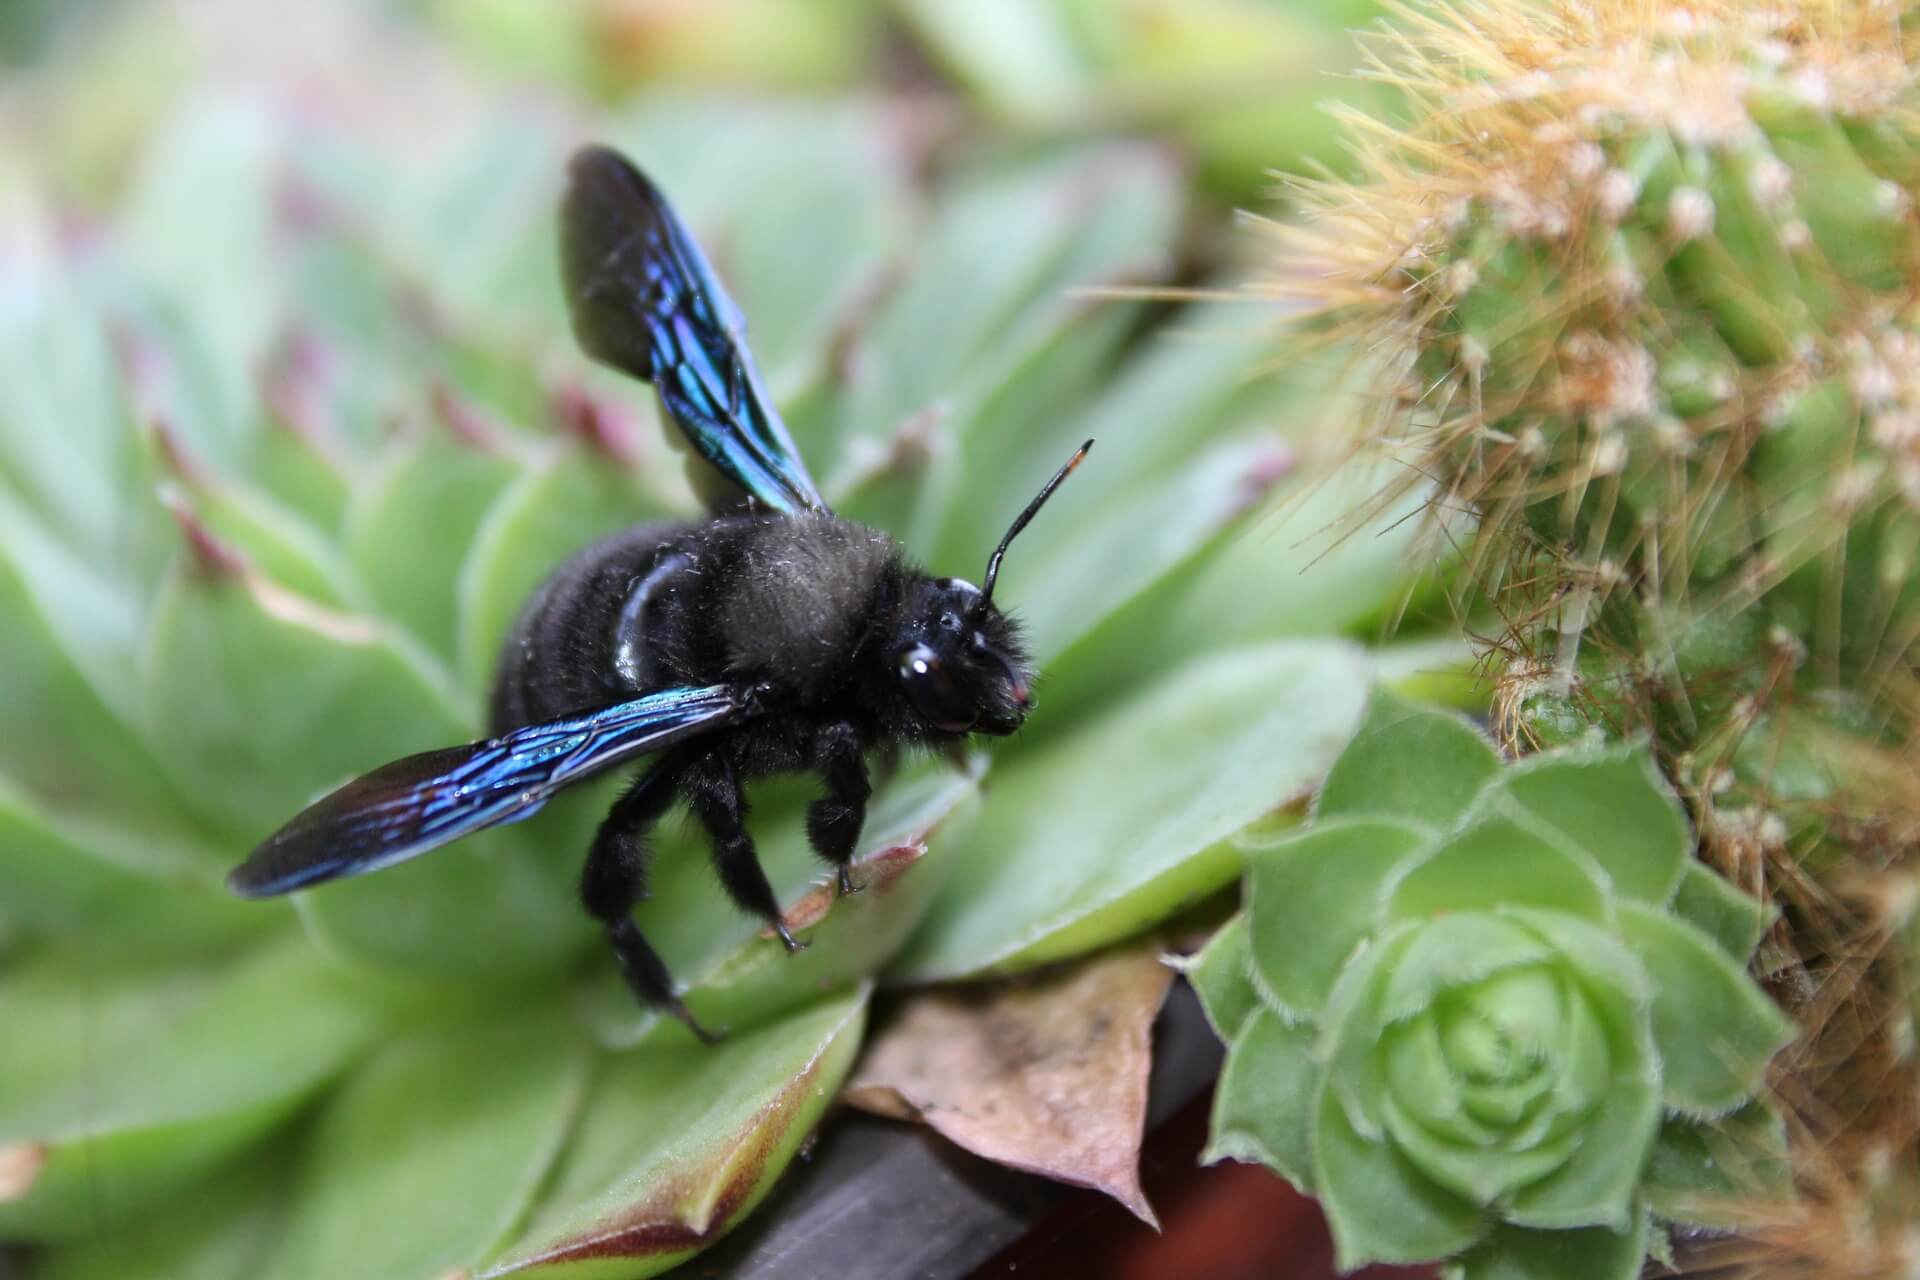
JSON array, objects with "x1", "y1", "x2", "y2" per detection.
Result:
[
  {"x1": 890, "y1": 439, "x2": 1091, "y2": 739},
  {"x1": 894, "y1": 577, "x2": 1032, "y2": 737}
]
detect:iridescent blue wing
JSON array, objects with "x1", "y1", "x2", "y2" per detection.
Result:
[
  {"x1": 227, "y1": 684, "x2": 749, "y2": 897},
  {"x1": 561, "y1": 145, "x2": 827, "y2": 516}
]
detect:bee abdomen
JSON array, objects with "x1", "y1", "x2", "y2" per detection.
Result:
[{"x1": 488, "y1": 521, "x2": 693, "y2": 733}]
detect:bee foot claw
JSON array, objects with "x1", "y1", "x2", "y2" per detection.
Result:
[{"x1": 669, "y1": 999, "x2": 727, "y2": 1045}]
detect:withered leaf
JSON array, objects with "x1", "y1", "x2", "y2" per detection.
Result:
[{"x1": 843, "y1": 939, "x2": 1173, "y2": 1225}]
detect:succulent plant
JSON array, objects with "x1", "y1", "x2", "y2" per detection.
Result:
[
  {"x1": 1255, "y1": 0, "x2": 1920, "y2": 1270},
  {"x1": 1188, "y1": 692, "x2": 1795, "y2": 1280},
  {"x1": 0, "y1": 7, "x2": 1447, "y2": 1275}
]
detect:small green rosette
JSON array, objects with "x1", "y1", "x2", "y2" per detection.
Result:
[{"x1": 1189, "y1": 691, "x2": 1796, "y2": 1280}]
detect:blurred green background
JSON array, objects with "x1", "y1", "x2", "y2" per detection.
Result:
[{"x1": 2, "y1": 0, "x2": 1397, "y2": 212}]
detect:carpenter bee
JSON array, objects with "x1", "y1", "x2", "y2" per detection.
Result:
[{"x1": 228, "y1": 144, "x2": 1090, "y2": 1041}]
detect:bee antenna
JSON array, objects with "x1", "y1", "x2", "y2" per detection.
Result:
[{"x1": 979, "y1": 439, "x2": 1093, "y2": 607}]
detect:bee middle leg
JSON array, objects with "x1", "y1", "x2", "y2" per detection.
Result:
[
  {"x1": 581, "y1": 752, "x2": 722, "y2": 1043},
  {"x1": 805, "y1": 721, "x2": 870, "y2": 897},
  {"x1": 685, "y1": 748, "x2": 806, "y2": 953}
]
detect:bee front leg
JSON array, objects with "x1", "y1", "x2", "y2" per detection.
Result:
[
  {"x1": 806, "y1": 721, "x2": 870, "y2": 897},
  {"x1": 685, "y1": 748, "x2": 806, "y2": 953}
]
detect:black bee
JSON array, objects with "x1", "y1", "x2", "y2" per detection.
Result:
[{"x1": 228, "y1": 145, "x2": 1090, "y2": 1040}]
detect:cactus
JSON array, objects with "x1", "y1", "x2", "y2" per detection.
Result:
[{"x1": 1264, "y1": 0, "x2": 1920, "y2": 1271}]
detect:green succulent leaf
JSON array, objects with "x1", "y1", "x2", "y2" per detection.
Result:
[
  {"x1": 1373, "y1": 633, "x2": 1486, "y2": 711},
  {"x1": 1316, "y1": 687, "x2": 1498, "y2": 830},
  {"x1": 0, "y1": 939, "x2": 390, "y2": 1239},
  {"x1": 891, "y1": 639, "x2": 1372, "y2": 980},
  {"x1": 1381, "y1": 1090, "x2": 1581, "y2": 1208},
  {"x1": 906, "y1": 300, "x2": 1138, "y2": 560},
  {"x1": 1182, "y1": 462, "x2": 1444, "y2": 646},
  {"x1": 1204, "y1": 1007, "x2": 1318, "y2": 1191},
  {"x1": 345, "y1": 424, "x2": 522, "y2": 668},
  {"x1": 0, "y1": 779, "x2": 257, "y2": 952},
  {"x1": 1447, "y1": 1217, "x2": 1650, "y2": 1280},
  {"x1": 481, "y1": 987, "x2": 868, "y2": 1279},
  {"x1": 456, "y1": 446, "x2": 676, "y2": 697},
  {"x1": 383, "y1": 111, "x2": 563, "y2": 335},
  {"x1": 1178, "y1": 912, "x2": 1260, "y2": 1042},
  {"x1": 1374, "y1": 912, "x2": 1554, "y2": 1025},
  {"x1": 121, "y1": 96, "x2": 280, "y2": 411},
  {"x1": 1480, "y1": 914, "x2": 1662, "y2": 1231},
  {"x1": 1668, "y1": 860, "x2": 1771, "y2": 963},
  {"x1": 1499, "y1": 1066, "x2": 1660, "y2": 1231},
  {"x1": 1612, "y1": 901, "x2": 1796, "y2": 1117},
  {"x1": 1494, "y1": 907, "x2": 1654, "y2": 1014},
  {"x1": 263, "y1": 1009, "x2": 590, "y2": 1280},
  {"x1": 0, "y1": 280, "x2": 160, "y2": 578},
  {"x1": 829, "y1": 146, "x2": 1177, "y2": 479},
  {"x1": 1312, "y1": 1074, "x2": 1488, "y2": 1269},
  {"x1": 0, "y1": 480, "x2": 159, "y2": 721},
  {"x1": 143, "y1": 557, "x2": 595, "y2": 979},
  {"x1": 1012, "y1": 439, "x2": 1291, "y2": 667},
  {"x1": 35, "y1": 1153, "x2": 289, "y2": 1280},
  {"x1": 1643, "y1": 1101, "x2": 1793, "y2": 1227},
  {"x1": 1316, "y1": 922, "x2": 1416, "y2": 1141},
  {"x1": 139, "y1": 558, "x2": 465, "y2": 838},
  {"x1": 1386, "y1": 812, "x2": 1610, "y2": 925},
  {"x1": 1244, "y1": 816, "x2": 1428, "y2": 1017},
  {"x1": 292, "y1": 822, "x2": 591, "y2": 984},
  {"x1": 894, "y1": 0, "x2": 1087, "y2": 126},
  {"x1": 0, "y1": 498, "x2": 221, "y2": 873},
  {"x1": 178, "y1": 481, "x2": 363, "y2": 611},
  {"x1": 1485, "y1": 747, "x2": 1690, "y2": 905},
  {"x1": 1020, "y1": 299, "x2": 1270, "y2": 502}
]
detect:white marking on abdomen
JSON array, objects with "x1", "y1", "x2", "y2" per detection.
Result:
[{"x1": 613, "y1": 552, "x2": 691, "y2": 688}]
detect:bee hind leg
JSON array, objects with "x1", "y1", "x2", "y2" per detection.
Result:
[{"x1": 582, "y1": 753, "x2": 724, "y2": 1043}]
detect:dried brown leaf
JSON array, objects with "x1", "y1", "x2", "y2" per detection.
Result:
[{"x1": 842, "y1": 939, "x2": 1173, "y2": 1226}]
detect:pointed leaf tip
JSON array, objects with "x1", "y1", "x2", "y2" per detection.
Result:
[
  {"x1": 1317, "y1": 687, "x2": 1498, "y2": 830},
  {"x1": 1613, "y1": 902, "x2": 1796, "y2": 1116},
  {"x1": 1209, "y1": 1008, "x2": 1317, "y2": 1193},
  {"x1": 0, "y1": 1144, "x2": 46, "y2": 1202},
  {"x1": 761, "y1": 840, "x2": 927, "y2": 940},
  {"x1": 485, "y1": 989, "x2": 868, "y2": 1278},
  {"x1": 1669, "y1": 859, "x2": 1770, "y2": 963},
  {"x1": 1181, "y1": 913, "x2": 1260, "y2": 1043},
  {"x1": 1490, "y1": 745, "x2": 1689, "y2": 904},
  {"x1": 160, "y1": 486, "x2": 249, "y2": 579},
  {"x1": 1247, "y1": 816, "x2": 1427, "y2": 1017}
]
